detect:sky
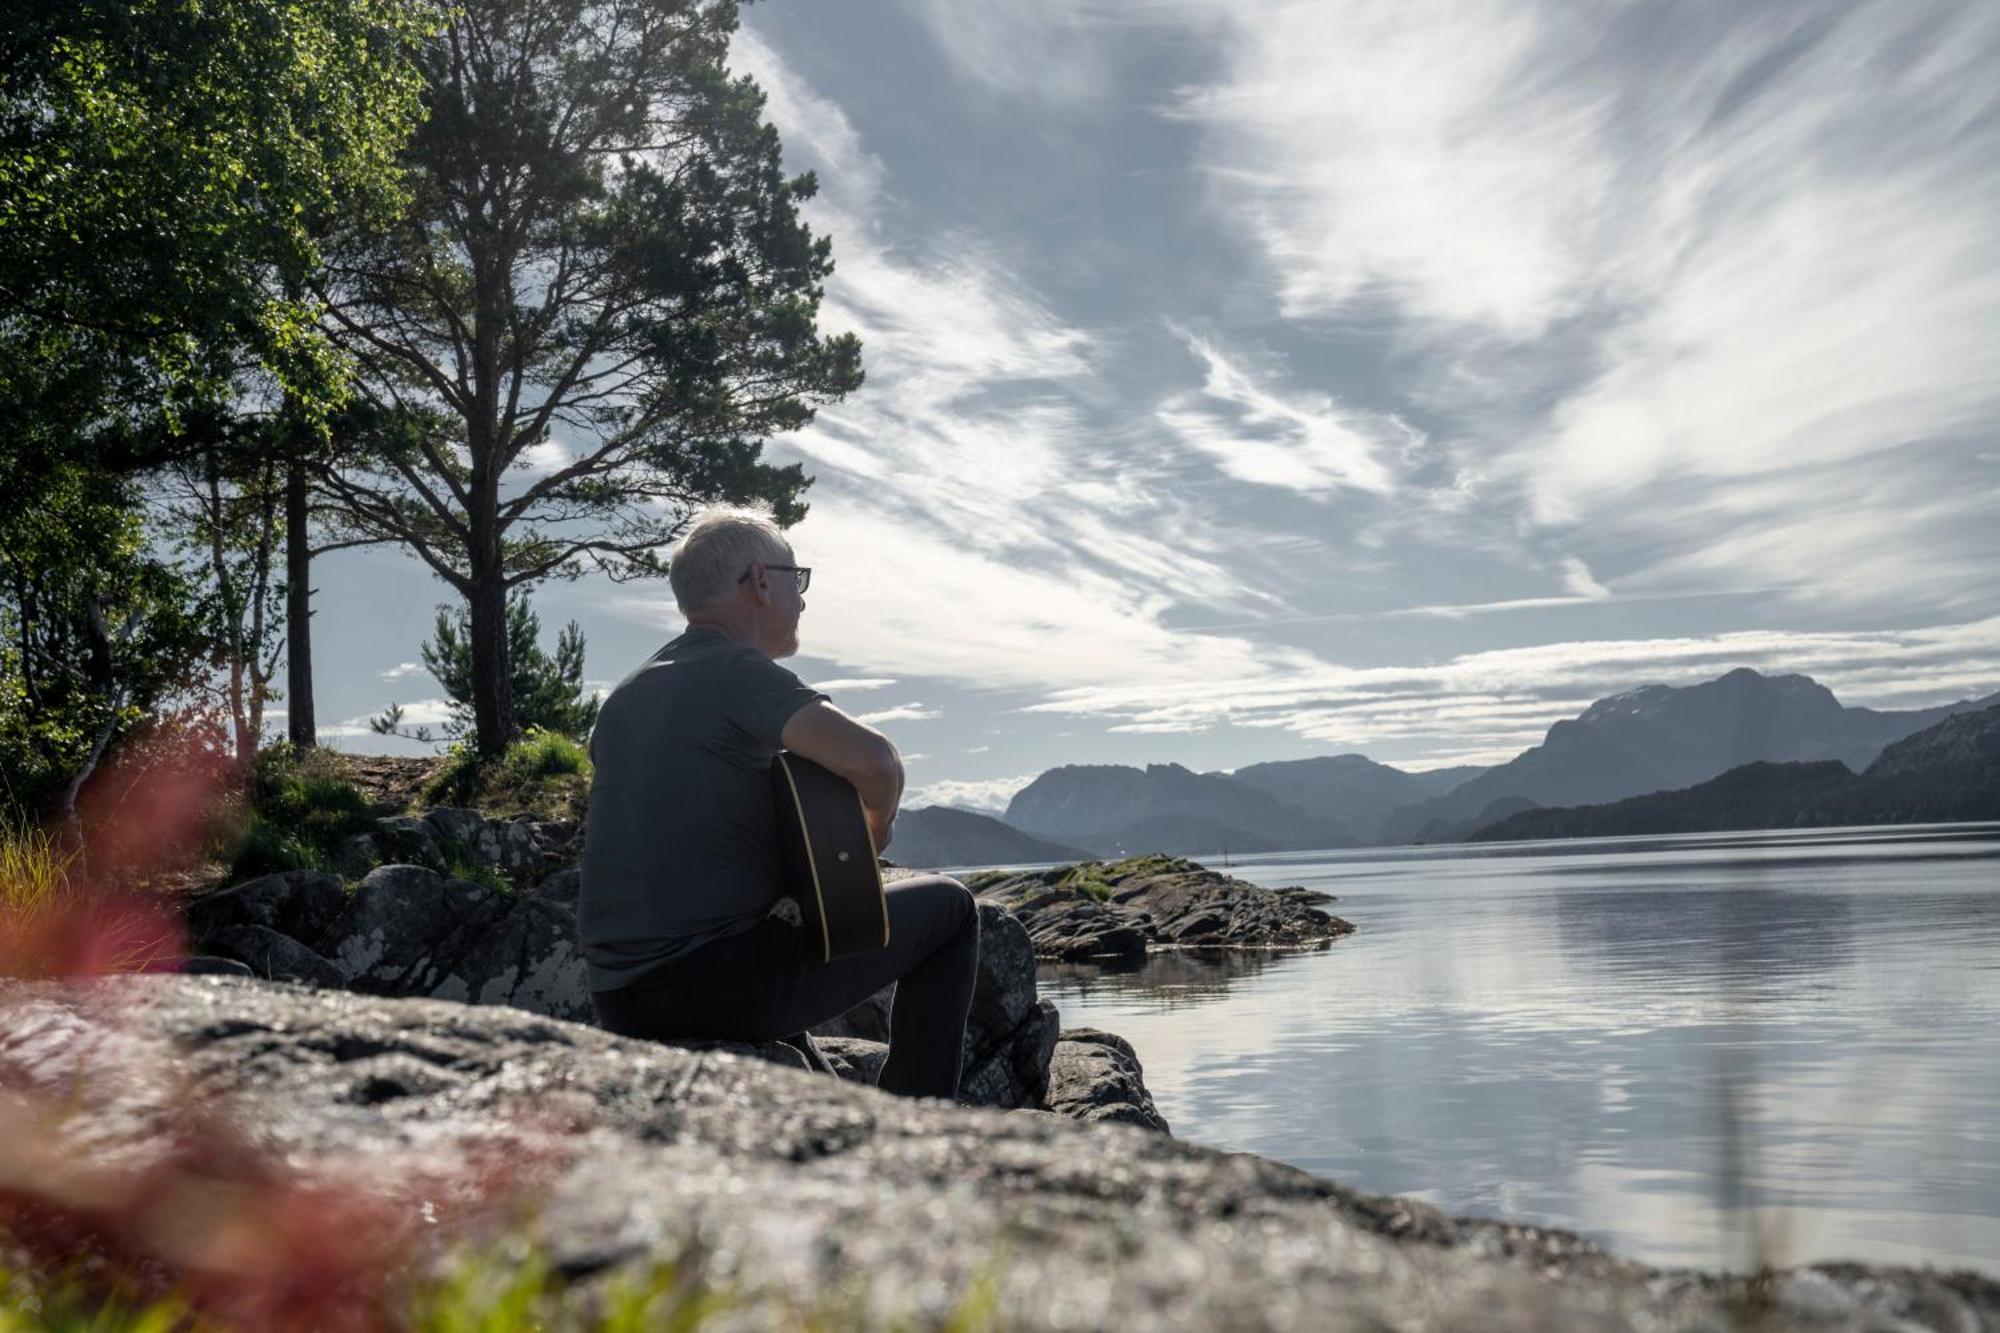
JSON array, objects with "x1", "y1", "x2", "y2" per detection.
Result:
[{"x1": 307, "y1": 0, "x2": 2000, "y2": 814}]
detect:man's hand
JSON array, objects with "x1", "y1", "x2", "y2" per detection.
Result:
[{"x1": 781, "y1": 701, "x2": 904, "y2": 849}]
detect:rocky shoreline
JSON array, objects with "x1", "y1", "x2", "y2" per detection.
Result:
[
  {"x1": 961, "y1": 854, "x2": 1355, "y2": 962},
  {"x1": 4, "y1": 976, "x2": 1994, "y2": 1330},
  {"x1": 116, "y1": 802, "x2": 2000, "y2": 1326}
]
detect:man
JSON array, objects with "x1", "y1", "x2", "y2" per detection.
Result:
[{"x1": 580, "y1": 506, "x2": 980, "y2": 1100}]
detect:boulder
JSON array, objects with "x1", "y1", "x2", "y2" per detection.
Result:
[
  {"x1": 197, "y1": 925, "x2": 343, "y2": 989},
  {"x1": 326, "y1": 865, "x2": 511, "y2": 995},
  {"x1": 814, "y1": 1036, "x2": 889, "y2": 1086},
  {"x1": 531, "y1": 867, "x2": 581, "y2": 908},
  {"x1": 430, "y1": 897, "x2": 592, "y2": 1023},
  {"x1": 370, "y1": 815, "x2": 446, "y2": 871},
  {"x1": 5, "y1": 977, "x2": 1991, "y2": 1331},
  {"x1": 185, "y1": 870, "x2": 347, "y2": 954},
  {"x1": 971, "y1": 856, "x2": 1354, "y2": 959},
  {"x1": 1047, "y1": 1028, "x2": 1170, "y2": 1134}
]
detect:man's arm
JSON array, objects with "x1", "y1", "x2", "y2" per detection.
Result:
[{"x1": 780, "y1": 700, "x2": 904, "y2": 853}]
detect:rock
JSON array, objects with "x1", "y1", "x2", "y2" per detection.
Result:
[
  {"x1": 334, "y1": 832, "x2": 384, "y2": 878},
  {"x1": 371, "y1": 815, "x2": 446, "y2": 872},
  {"x1": 1047, "y1": 1028, "x2": 1170, "y2": 1134},
  {"x1": 327, "y1": 865, "x2": 511, "y2": 995},
  {"x1": 814, "y1": 1036, "x2": 889, "y2": 1086},
  {"x1": 181, "y1": 955, "x2": 255, "y2": 978},
  {"x1": 1013, "y1": 897, "x2": 1150, "y2": 962},
  {"x1": 185, "y1": 870, "x2": 347, "y2": 953},
  {"x1": 531, "y1": 867, "x2": 580, "y2": 908},
  {"x1": 470, "y1": 816, "x2": 542, "y2": 878},
  {"x1": 971, "y1": 856, "x2": 1354, "y2": 959},
  {"x1": 430, "y1": 897, "x2": 592, "y2": 1023},
  {"x1": 422, "y1": 806, "x2": 487, "y2": 849},
  {"x1": 5, "y1": 977, "x2": 1992, "y2": 1331},
  {"x1": 196, "y1": 925, "x2": 343, "y2": 988}
]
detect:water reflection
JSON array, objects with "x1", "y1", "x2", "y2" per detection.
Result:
[
  {"x1": 1040, "y1": 948, "x2": 1306, "y2": 1010},
  {"x1": 1037, "y1": 823, "x2": 2000, "y2": 1277}
]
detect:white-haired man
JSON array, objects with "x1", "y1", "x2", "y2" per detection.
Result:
[{"x1": 579, "y1": 507, "x2": 979, "y2": 1100}]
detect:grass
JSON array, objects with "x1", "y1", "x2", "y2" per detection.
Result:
[
  {"x1": 218, "y1": 745, "x2": 372, "y2": 880},
  {"x1": 0, "y1": 1231, "x2": 1011, "y2": 1332},
  {"x1": 0, "y1": 824, "x2": 75, "y2": 918},
  {"x1": 420, "y1": 730, "x2": 590, "y2": 823}
]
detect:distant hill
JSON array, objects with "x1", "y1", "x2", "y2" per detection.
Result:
[
  {"x1": 1225, "y1": 753, "x2": 1482, "y2": 843},
  {"x1": 1004, "y1": 762, "x2": 1355, "y2": 855},
  {"x1": 1469, "y1": 703, "x2": 2000, "y2": 841},
  {"x1": 887, "y1": 806, "x2": 1089, "y2": 870},
  {"x1": 1380, "y1": 669, "x2": 2000, "y2": 844}
]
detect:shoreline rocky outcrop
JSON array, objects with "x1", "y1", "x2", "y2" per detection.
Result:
[
  {"x1": 179, "y1": 822, "x2": 1152, "y2": 1124},
  {"x1": 4, "y1": 976, "x2": 1994, "y2": 1331},
  {"x1": 962, "y1": 854, "x2": 1356, "y2": 962}
]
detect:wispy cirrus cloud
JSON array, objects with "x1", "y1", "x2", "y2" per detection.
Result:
[
  {"x1": 1156, "y1": 327, "x2": 1404, "y2": 496},
  {"x1": 1024, "y1": 615, "x2": 2000, "y2": 766},
  {"x1": 1165, "y1": 0, "x2": 2000, "y2": 616}
]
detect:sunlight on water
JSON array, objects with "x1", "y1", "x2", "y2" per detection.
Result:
[{"x1": 1037, "y1": 823, "x2": 2000, "y2": 1276}]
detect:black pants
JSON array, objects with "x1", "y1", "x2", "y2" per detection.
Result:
[{"x1": 591, "y1": 874, "x2": 980, "y2": 1101}]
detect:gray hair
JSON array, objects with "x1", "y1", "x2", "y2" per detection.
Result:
[{"x1": 669, "y1": 506, "x2": 793, "y2": 614}]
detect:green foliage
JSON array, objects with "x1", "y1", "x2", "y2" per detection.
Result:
[
  {"x1": 318, "y1": 0, "x2": 863, "y2": 754},
  {"x1": 419, "y1": 731, "x2": 591, "y2": 823},
  {"x1": 374, "y1": 594, "x2": 600, "y2": 745},
  {"x1": 504, "y1": 728, "x2": 590, "y2": 782},
  {"x1": 0, "y1": 825, "x2": 76, "y2": 919},
  {"x1": 0, "y1": 0, "x2": 440, "y2": 427},
  {"x1": 0, "y1": 465, "x2": 211, "y2": 823},
  {"x1": 219, "y1": 743, "x2": 370, "y2": 877}
]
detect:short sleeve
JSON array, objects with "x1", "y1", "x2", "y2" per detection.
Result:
[{"x1": 721, "y1": 650, "x2": 829, "y2": 750}]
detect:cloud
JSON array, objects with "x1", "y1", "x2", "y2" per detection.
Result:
[
  {"x1": 856, "y1": 702, "x2": 943, "y2": 725},
  {"x1": 814, "y1": 677, "x2": 899, "y2": 692},
  {"x1": 1022, "y1": 615, "x2": 2000, "y2": 766},
  {"x1": 1165, "y1": 0, "x2": 2000, "y2": 617},
  {"x1": 378, "y1": 661, "x2": 425, "y2": 681},
  {"x1": 904, "y1": 773, "x2": 1043, "y2": 814},
  {"x1": 1156, "y1": 327, "x2": 1403, "y2": 496},
  {"x1": 321, "y1": 696, "x2": 456, "y2": 739}
]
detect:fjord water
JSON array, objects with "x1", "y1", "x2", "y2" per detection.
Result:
[{"x1": 1035, "y1": 823, "x2": 2000, "y2": 1276}]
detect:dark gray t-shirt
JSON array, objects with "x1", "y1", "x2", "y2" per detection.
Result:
[{"x1": 577, "y1": 627, "x2": 828, "y2": 991}]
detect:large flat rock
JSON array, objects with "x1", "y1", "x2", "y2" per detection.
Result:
[{"x1": 2, "y1": 976, "x2": 1993, "y2": 1330}]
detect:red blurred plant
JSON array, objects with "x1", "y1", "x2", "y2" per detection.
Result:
[
  {"x1": 0, "y1": 1078, "x2": 570, "y2": 1331},
  {"x1": 1, "y1": 715, "x2": 246, "y2": 979}
]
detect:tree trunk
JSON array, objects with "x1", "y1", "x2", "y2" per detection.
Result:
[
  {"x1": 467, "y1": 568, "x2": 514, "y2": 759},
  {"x1": 284, "y1": 461, "x2": 316, "y2": 749}
]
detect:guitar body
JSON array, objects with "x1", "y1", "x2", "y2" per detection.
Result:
[{"x1": 771, "y1": 751, "x2": 891, "y2": 962}]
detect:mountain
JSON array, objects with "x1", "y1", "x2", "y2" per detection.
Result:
[
  {"x1": 1003, "y1": 762, "x2": 1355, "y2": 854},
  {"x1": 1226, "y1": 753, "x2": 1480, "y2": 843},
  {"x1": 1469, "y1": 703, "x2": 2000, "y2": 842},
  {"x1": 1378, "y1": 669, "x2": 2000, "y2": 845},
  {"x1": 887, "y1": 807, "x2": 1090, "y2": 870}
]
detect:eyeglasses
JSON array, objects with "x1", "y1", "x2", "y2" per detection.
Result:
[{"x1": 738, "y1": 562, "x2": 811, "y2": 594}]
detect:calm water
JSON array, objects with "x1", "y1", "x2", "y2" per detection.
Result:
[{"x1": 1033, "y1": 823, "x2": 2000, "y2": 1277}]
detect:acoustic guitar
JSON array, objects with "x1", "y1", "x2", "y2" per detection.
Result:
[{"x1": 771, "y1": 751, "x2": 891, "y2": 962}]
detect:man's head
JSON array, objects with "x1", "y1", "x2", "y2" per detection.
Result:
[{"x1": 669, "y1": 506, "x2": 807, "y2": 658}]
